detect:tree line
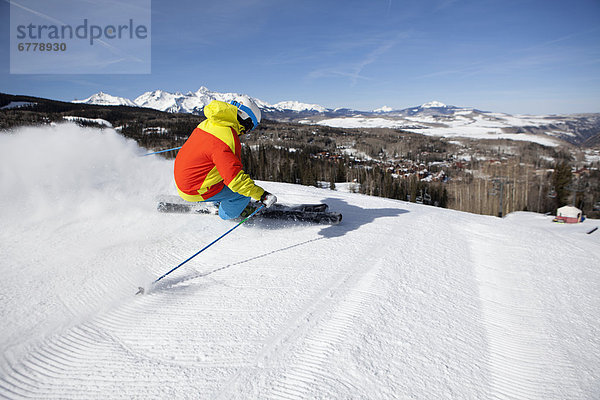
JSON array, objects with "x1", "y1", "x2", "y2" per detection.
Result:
[
  {"x1": 240, "y1": 144, "x2": 450, "y2": 208},
  {"x1": 2, "y1": 92, "x2": 597, "y2": 218}
]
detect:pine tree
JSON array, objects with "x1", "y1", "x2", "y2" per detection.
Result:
[
  {"x1": 552, "y1": 162, "x2": 572, "y2": 207},
  {"x1": 329, "y1": 167, "x2": 336, "y2": 191}
]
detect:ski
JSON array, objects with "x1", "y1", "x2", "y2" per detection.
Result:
[
  {"x1": 157, "y1": 201, "x2": 217, "y2": 214},
  {"x1": 269, "y1": 202, "x2": 328, "y2": 213},
  {"x1": 259, "y1": 208, "x2": 342, "y2": 224},
  {"x1": 156, "y1": 195, "x2": 218, "y2": 215},
  {"x1": 155, "y1": 195, "x2": 341, "y2": 225}
]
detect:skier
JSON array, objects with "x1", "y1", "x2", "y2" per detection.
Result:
[{"x1": 174, "y1": 96, "x2": 277, "y2": 219}]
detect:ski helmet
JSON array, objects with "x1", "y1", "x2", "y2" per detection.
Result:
[{"x1": 230, "y1": 95, "x2": 261, "y2": 132}]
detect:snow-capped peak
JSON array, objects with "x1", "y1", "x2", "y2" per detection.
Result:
[
  {"x1": 421, "y1": 101, "x2": 447, "y2": 108},
  {"x1": 73, "y1": 87, "x2": 332, "y2": 115},
  {"x1": 133, "y1": 90, "x2": 182, "y2": 113},
  {"x1": 194, "y1": 86, "x2": 213, "y2": 95},
  {"x1": 73, "y1": 92, "x2": 137, "y2": 107},
  {"x1": 271, "y1": 101, "x2": 328, "y2": 113},
  {"x1": 374, "y1": 106, "x2": 393, "y2": 113}
]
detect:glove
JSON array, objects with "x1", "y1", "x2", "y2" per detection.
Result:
[{"x1": 260, "y1": 191, "x2": 277, "y2": 208}]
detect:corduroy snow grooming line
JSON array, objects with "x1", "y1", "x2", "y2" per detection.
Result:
[{"x1": 136, "y1": 204, "x2": 264, "y2": 295}]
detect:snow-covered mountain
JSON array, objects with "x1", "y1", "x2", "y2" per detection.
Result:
[
  {"x1": 373, "y1": 105, "x2": 393, "y2": 113},
  {"x1": 1, "y1": 123, "x2": 599, "y2": 398},
  {"x1": 421, "y1": 100, "x2": 448, "y2": 108},
  {"x1": 270, "y1": 100, "x2": 329, "y2": 113},
  {"x1": 73, "y1": 89, "x2": 600, "y2": 147},
  {"x1": 74, "y1": 87, "x2": 329, "y2": 115},
  {"x1": 133, "y1": 87, "x2": 245, "y2": 114},
  {"x1": 74, "y1": 91, "x2": 137, "y2": 107},
  {"x1": 303, "y1": 102, "x2": 600, "y2": 148}
]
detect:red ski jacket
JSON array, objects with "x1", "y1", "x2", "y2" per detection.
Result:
[{"x1": 174, "y1": 100, "x2": 264, "y2": 202}]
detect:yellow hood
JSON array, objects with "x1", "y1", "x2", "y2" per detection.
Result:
[{"x1": 202, "y1": 100, "x2": 244, "y2": 135}]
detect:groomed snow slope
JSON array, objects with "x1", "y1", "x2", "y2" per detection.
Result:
[{"x1": 1, "y1": 124, "x2": 599, "y2": 399}]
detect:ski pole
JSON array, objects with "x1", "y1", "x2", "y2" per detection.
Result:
[
  {"x1": 142, "y1": 146, "x2": 183, "y2": 157},
  {"x1": 136, "y1": 204, "x2": 264, "y2": 295}
]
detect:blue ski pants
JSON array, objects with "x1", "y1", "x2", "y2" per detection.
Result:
[{"x1": 205, "y1": 185, "x2": 251, "y2": 220}]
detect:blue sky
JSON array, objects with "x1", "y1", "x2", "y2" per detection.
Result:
[{"x1": 1, "y1": 0, "x2": 599, "y2": 114}]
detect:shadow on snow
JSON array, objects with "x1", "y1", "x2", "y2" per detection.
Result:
[
  {"x1": 317, "y1": 197, "x2": 409, "y2": 238},
  {"x1": 151, "y1": 198, "x2": 409, "y2": 293}
]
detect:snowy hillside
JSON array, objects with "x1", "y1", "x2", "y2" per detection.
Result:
[
  {"x1": 1, "y1": 124, "x2": 599, "y2": 399},
  {"x1": 303, "y1": 102, "x2": 599, "y2": 147},
  {"x1": 307, "y1": 110, "x2": 566, "y2": 147}
]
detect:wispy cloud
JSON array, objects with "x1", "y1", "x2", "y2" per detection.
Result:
[
  {"x1": 414, "y1": 54, "x2": 559, "y2": 81},
  {"x1": 8, "y1": 0, "x2": 65, "y2": 25},
  {"x1": 434, "y1": 0, "x2": 459, "y2": 12},
  {"x1": 519, "y1": 27, "x2": 600, "y2": 52},
  {"x1": 8, "y1": 0, "x2": 148, "y2": 67},
  {"x1": 307, "y1": 31, "x2": 410, "y2": 85},
  {"x1": 414, "y1": 28, "x2": 600, "y2": 80},
  {"x1": 307, "y1": 67, "x2": 374, "y2": 83},
  {"x1": 350, "y1": 39, "x2": 397, "y2": 84}
]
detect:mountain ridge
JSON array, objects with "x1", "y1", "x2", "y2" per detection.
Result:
[
  {"x1": 44, "y1": 88, "x2": 600, "y2": 147},
  {"x1": 75, "y1": 88, "x2": 468, "y2": 115}
]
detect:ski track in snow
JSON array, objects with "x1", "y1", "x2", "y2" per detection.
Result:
[{"x1": 1, "y1": 125, "x2": 599, "y2": 399}]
